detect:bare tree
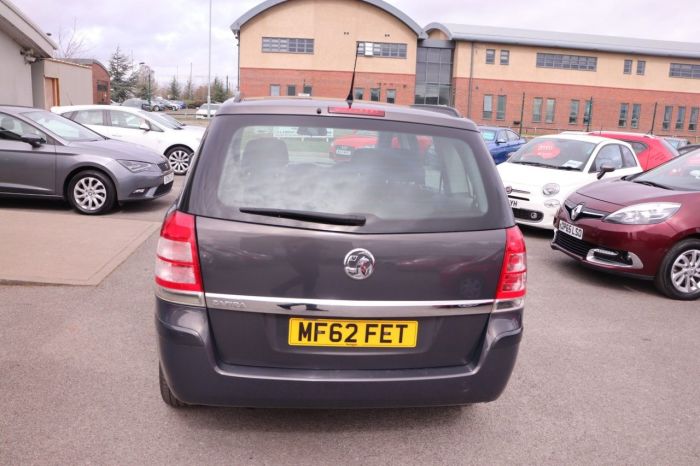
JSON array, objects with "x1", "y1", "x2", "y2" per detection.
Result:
[{"x1": 57, "y1": 19, "x2": 90, "y2": 59}]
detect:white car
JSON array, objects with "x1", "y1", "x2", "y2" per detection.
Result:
[
  {"x1": 195, "y1": 103, "x2": 221, "y2": 119},
  {"x1": 497, "y1": 134, "x2": 643, "y2": 229},
  {"x1": 52, "y1": 105, "x2": 205, "y2": 175}
]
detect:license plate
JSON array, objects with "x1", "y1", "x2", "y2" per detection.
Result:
[
  {"x1": 163, "y1": 173, "x2": 174, "y2": 184},
  {"x1": 559, "y1": 220, "x2": 583, "y2": 240},
  {"x1": 509, "y1": 199, "x2": 519, "y2": 208},
  {"x1": 288, "y1": 318, "x2": 418, "y2": 348},
  {"x1": 335, "y1": 149, "x2": 352, "y2": 156}
]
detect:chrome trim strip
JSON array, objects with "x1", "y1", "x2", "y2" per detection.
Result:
[
  {"x1": 155, "y1": 286, "x2": 205, "y2": 307},
  {"x1": 586, "y1": 249, "x2": 644, "y2": 269},
  {"x1": 205, "y1": 293, "x2": 494, "y2": 317}
]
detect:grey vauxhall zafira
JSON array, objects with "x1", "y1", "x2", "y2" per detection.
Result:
[{"x1": 155, "y1": 98, "x2": 526, "y2": 408}]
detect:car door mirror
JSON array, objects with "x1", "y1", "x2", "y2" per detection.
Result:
[
  {"x1": 140, "y1": 122, "x2": 151, "y2": 131},
  {"x1": 596, "y1": 163, "x2": 616, "y2": 180},
  {"x1": 20, "y1": 134, "x2": 45, "y2": 148}
]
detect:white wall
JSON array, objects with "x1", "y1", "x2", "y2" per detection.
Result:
[{"x1": 0, "y1": 28, "x2": 34, "y2": 106}]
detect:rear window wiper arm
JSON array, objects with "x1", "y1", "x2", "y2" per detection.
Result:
[{"x1": 240, "y1": 208, "x2": 366, "y2": 226}]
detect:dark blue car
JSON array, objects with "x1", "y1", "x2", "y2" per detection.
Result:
[{"x1": 478, "y1": 126, "x2": 526, "y2": 164}]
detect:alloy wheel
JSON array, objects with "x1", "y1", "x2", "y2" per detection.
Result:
[
  {"x1": 73, "y1": 177, "x2": 107, "y2": 212},
  {"x1": 670, "y1": 249, "x2": 700, "y2": 295},
  {"x1": 168, "y1": 150, "x2": 191, "y2": 175}
]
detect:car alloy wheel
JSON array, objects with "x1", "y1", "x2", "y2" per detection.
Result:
[
  {"x1": 670, "y1": 249, "x2": 700, "y2": 295},
  {"x1": 167, "y1": 149, "x2": 192, "y2": 175},
  {"x1": 74, "y1": 176, "x2": 108, "y2": 212}
]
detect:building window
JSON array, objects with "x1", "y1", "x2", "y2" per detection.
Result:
[
  {"x1": 636, "y1": 60, "x2": 646, "y2": 75},
  {"x1": 618, "y1": 103, "x2": 629, "y2": 127},
  {"x1": 500, "y1": 50, "x2": 510, "y2": 65},
  {"x1": 386, "y1": 89, "x2": 396, "y2": 104},
  {"x1": 303, "y1": 84, "x2": 312, "y2": 95},
  {"x1": 689, "y1": 107, "x2": 699, "y2": 131},
  {"x1": 623, "y1": 59, "x2": 632, "y2": 74},
  {"x1": 262, "y1": 37, "x2": 314, "y2": 54},
  {"x1": 532, "y1": 97, "x2": 543, "y2": 123},
  {"x1": 96, "y1": 81, "x2": 108, "y2": 92},
  {"x1": 583, "y1": 99, "x2": 592, "y2": 125},
  {"x1": 483, "y1": 95, "x2": 493, "y2": 119},
  {"x1": 485, "y1": 49, "x2": 495, "y2": 64},
  {"x1": 545, "y1": 98, "x2": 556, "y2": 123},
  {"x1": 287, "y1": 85, "x2": 296, "y2": 96},
  {"x1": 536, "y1": 52, "x2": 597, "y2": 71},
  {"x1": 356, "y1": 42, "x2": 407, "y2": 58},
  {"x1": 670, "y1": 63, "x2": 700, "y2": 79},
  {"x1": 370, "y1": 88, "x2": 380, "y2": 102},
  {"x1": 631, "y1": 104, "x2": 641, "y2": 129},
  {"x1": 496, "y1": 95, "x2": 506, "y2": 120},
  {"x1": 415, "y1": 47, "x2": 453, "y2": 106},
  {"x1": 270, "y1": 84, "x2": 280, "y2": 96},
  {"x1": 353, "y1": 88, "x2": 364, "y2": 100},
  {"x1": 569, "y1": 100, "x2": 579, "y2": 124},
  {"x1": 676, "y1": 106, "x2": 686, "y2": 130},
  {"x1": 662, "y1": 106, "x2": 673, "y2": 130}
]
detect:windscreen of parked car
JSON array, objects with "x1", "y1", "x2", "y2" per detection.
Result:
[
  {"x1": 480, "y1": 130, "x2": 497, "y2": 142},
  {"x1": 140, "y1": 111, "x2": 181, "y2": 130},
  {"x1": 186, "y1": 115, "x2": 512, "y2": 234},
  {"x1": 631, "y1": 150, "x2": 700, "y2": 191},
  {"x1": 508, "y1": 137, "x2": 596, "y2": 171},
  {"x1": 22, "y1": 111, "x2": 103, "y2": 142}
]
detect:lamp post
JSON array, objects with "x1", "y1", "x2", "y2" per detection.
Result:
[
  {"x1": 138, "y1": 62, "x2": 152, "y2": 108},
  {"x1": 207, "y1": 0, "x2": 212, "y2": 118}
]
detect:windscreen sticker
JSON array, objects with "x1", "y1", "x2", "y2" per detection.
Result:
[
  {"x1": 531, "y1": 142, "x2": 560, "y2": 159},
  {"x1": 562, "y1": 160, "x2": 584, "y2": 169}
]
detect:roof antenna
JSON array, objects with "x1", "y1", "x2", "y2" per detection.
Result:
[{"x1": 346, "y1": 42, "x2": 360, "y2": 108}]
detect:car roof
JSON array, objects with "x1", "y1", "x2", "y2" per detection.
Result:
[
  {"x1": 217, "y1": 98, "x2": 478, "y2": 131},
  {"x1": 478, "y1": 126, "x2": 512, "y2": 132},
  {"x1": 536, "y1": 133, "x2": 615, "y2": 144},
  {"x1": 0, "y1": 105, "x2": 46, "y2": 114},
  {"x1": 53, "y1": 104, "x2": 143, "y2": 115},
  {"x1": 590, "y1": 130, "x2": 662, "y2": 140}
]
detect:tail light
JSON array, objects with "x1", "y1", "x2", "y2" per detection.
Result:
[
  {"x1": 155, "y1": 211, "x2": 202, "y2": 293},
  {"x1": 495, "y1": 226, "x2": 527, "y2": 307}
]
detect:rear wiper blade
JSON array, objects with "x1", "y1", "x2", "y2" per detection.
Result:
[
  {"x1": 240, "y1": 208, "x2": 366, "y2": 226},
  {"x1": 633, "y1": 180, "x2": 671, "y2": 190}
]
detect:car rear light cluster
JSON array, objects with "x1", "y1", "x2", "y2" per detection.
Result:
[
  {"x1": 494, "y1": 226, "x2": 527, "y2": 311},
  {"x1": 155, "y1": 211, "x2": 203, "y2": 294}
]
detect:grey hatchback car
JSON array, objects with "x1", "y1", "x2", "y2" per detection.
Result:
[
  {"x1": 156, "y1": 99, "x2": 526, "y2": 408},
  {"x1": 0, "y1": 106, "x2": 174, "y2": 214}
]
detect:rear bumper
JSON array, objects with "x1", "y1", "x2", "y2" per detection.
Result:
[{"x1": 156, "y1": 299, "x2": 523, "y2": 408}]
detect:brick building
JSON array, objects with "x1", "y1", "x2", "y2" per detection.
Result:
[
  {"x1": 66, "y1": 58, "x2": 111, "y2": 104},
  {"x1": 231, "y1": 0, "x2": 700, "y2": 139}
]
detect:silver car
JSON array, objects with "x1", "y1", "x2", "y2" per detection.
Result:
[{"x1": 0, "y1": 106, "x2": 174, "y2": 215}]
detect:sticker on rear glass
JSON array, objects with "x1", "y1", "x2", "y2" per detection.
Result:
[{"x1": 562, "y1": 160, "x2": 584, "y2": 169}]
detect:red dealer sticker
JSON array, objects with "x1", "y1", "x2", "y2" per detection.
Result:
[{"x1": 532, "y1": 142, "x2": 561, "y2": 159}]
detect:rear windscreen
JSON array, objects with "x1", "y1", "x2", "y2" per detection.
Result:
[{"x1": 185, "y1": 115, "x2": 512, "y2": 233}]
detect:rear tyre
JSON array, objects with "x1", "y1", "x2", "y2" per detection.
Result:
[
  {"x1": 159, "y1": 364, "x2": 188, "y2": 408},
  {"x1": 67, "y1": 170, "x2": 116, "y2": 215},
  {"x1": 166, "y1": 146, "x2": 193, "y2": 175},
  {"x1": 654, "y1": 239, "x2": 700, "y2": 300}
]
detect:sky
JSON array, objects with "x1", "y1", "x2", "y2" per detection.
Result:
[{"x1": 10, "y1": 0, "x2": 700, "y2": 88}]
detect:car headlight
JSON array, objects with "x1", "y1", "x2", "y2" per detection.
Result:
[
  {"x1": 118, "y1": 160, "x2": 154, "y2": 173},
  {"x1": 542, "y1": 183, "x2": 560, "y2": 196},
  {"x1": 604, "y1": 202, "x2": 681, "y2": 225}
]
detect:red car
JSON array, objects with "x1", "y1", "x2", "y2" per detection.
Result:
[
  {"x1": 552, "y1": 148, "x2": 700, "y2": 300},
  {"x1": 330, "y1": 130, "x2": 433, "y2": 160},
  {"x1": 590, "y1": 131, "x2": 679, "y2": 170}
]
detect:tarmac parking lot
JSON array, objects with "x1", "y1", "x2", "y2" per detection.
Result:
[{"x1": 1, "y1": 178, "x2": 699, "y2": 464}]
